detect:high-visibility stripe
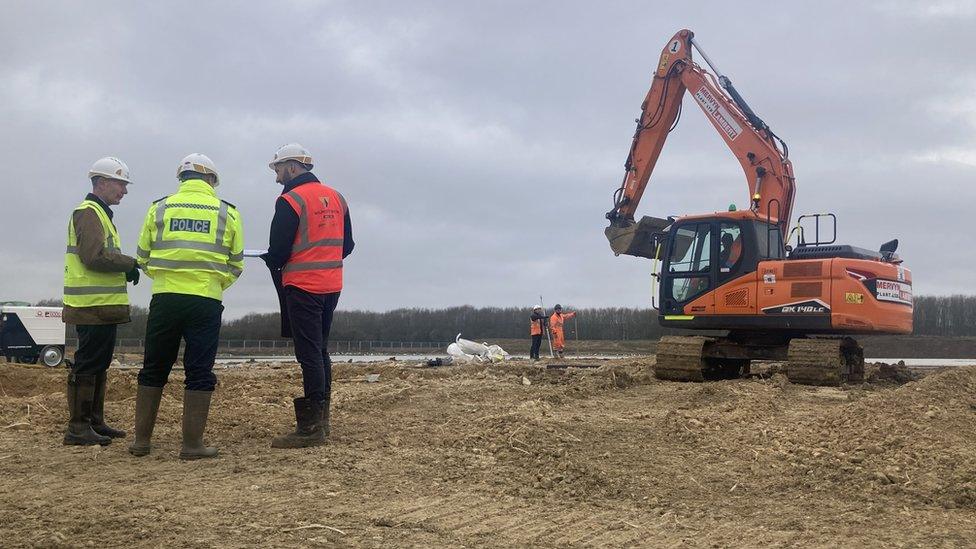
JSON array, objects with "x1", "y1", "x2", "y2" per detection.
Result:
[
  {"x1": 152, "y1": 239, "x2": 230, "y2": 254},
  {"x1": 154, "y1": 199, "x2": 167, "y2": 243},
  {"x1": 64, "y1": 285, "x2": 128, "y2": 295},
  {"x1": 146, "y1": 258, "x2": 234, "y2": 273},
  {"x1": 66, "y1": 243, "x2": 120, "y2": 255},
  {"x1": 214, "y1": 202, "x2": 229, "y2": 246},
  {"x1": 291, "y1": 238, "x2": 343, "y2": 253},
  {"x1": 137, "y1": 247, "x2": 150, "y2": 258},
  {"x1": 282, "y1": 260, "x2": 343, "y2": 273},
  {"x1": 287, "y1": 190, "x2": 310, "y2": 246},
  {"x1": 229, "y1": 266, "x2": 243, "y2": 277},
  {"x1": 228, "y1": 252, "x2": 244, "y2": 262},
  {"x1": 663, "y1": 315, "x2": 695, "y2": 320}
]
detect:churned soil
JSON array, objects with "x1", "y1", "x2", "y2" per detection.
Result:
[{"x1": 1, "y1": 357, "x2": 975, "y2": 548}]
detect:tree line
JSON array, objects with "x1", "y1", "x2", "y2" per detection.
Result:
[{"x1": 36, "y1": 295, "x2": 976, "y2": 340}]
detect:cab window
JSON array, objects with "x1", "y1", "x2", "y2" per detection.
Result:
[
  {"x1": 668, "y1": 224, "x2": 711, "y2": 273},
  {"x1": 719, "y1": 223, "x2": 743, "y2": 275}
]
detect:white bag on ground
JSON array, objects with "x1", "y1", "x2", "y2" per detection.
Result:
[{"x1": 447, "y1": 334, "x2": 510, "y2": 363}]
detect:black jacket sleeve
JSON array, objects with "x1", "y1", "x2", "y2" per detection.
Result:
[
  {"x1": 342, "y1": 209, "x2": 354, "y2": 259},
  {"x1": 265, "y1": 197, "x2": 299, "y2": 270}
]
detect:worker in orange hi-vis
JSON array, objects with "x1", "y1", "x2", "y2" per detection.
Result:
[{"x1": 548, "y1": 304, "x2": 577, "y2": 359}]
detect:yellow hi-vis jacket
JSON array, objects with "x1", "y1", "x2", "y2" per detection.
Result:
[
  {"x1": 63, "y1": 199, "x2": 130, "y2": 307},
  {"x1": 137, "y1": 179, "x2": 244, "y2": 300}
]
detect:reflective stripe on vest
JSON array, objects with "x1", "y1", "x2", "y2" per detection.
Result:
[
  {"x1": 63, "y1": 200, "x2": 129, "y2": 308},
  {"x1": 280, "y1": 182, "x2": 345, "y2": 293}
]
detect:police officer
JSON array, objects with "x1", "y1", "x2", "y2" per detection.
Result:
[
  {"x1": 128, "y1": 154, "x2": 244, "y2": 460},
  {"x1": 262, "y1": 143, "x2": 354, "y2": 449},
  {"x1": 62, "y1": 157, "x2": 141, "y2": 446}
]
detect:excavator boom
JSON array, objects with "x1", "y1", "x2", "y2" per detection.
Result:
[{"x1": 606, "y1": 29, "x2": 796, "y2": 257}]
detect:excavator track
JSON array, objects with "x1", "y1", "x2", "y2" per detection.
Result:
[
  {"x1": 653, "y1": 336, "x2": 712, "y2": 382},
  {"x1": 786, "y1": 338, "x2": 864, "y2": 386}
]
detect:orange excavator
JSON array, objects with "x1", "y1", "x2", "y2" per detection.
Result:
[{"x1": 605, "y1": 29, "x2": 913, "y2": 385}]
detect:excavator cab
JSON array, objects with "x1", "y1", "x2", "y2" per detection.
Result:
[{"x1": 659, "y1": 214, "x2": 785, "y2": 315}]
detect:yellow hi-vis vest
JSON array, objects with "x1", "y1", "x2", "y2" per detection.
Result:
[
  {"x1": 137, "y1": 179, "x2": 244, "y2": 301},
  {"x1": 63, "y1": 200, "x2": 130, "y2": 307}
]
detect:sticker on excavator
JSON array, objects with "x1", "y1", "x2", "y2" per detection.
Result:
[
  {"x1": 761, "y1": 299, "x2": 830, "y2": 315},
  {"x1": 763, "y1": 273, "x2": 776, "y2": 284},
  {"x1": 845, "y1": 292, "x2": 864, "y2": 304},
  {"x1": 875, "y1": 279, "x2": 912, "y2": 305},
  {"x1": 694, "y1": 86, "x2": 743, "y2": 140},
  {"x1": 657, "y1": 53, "x2": 671, "y2": 76}
]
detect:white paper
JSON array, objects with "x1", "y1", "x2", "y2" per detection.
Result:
[{"x1": 243, "y1": 249, "x2": 268, "y2": 258}]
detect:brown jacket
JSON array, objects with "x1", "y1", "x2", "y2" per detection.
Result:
[{"x1": 63, "y1": 198, "x2": 137, "y2": 325}]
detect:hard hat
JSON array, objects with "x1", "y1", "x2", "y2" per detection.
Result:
[
  {"x1": 177, "y1": 153, "x2": 220, "y2": 186},
  {"x1": 88, "y1": 157, "x2": 131, "y2": 184},
  {"x1": 269, "y1": 143, "x2": 313, "y2": 170},
  {"x1": 533, "y1": 305, "x2": 542, "y2": 310},
  {"x1": 554, "y1": 304, "x2": 563, "y2": 310}
]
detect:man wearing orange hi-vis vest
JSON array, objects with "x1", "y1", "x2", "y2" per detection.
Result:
[
  {"x1": 549, "y1": 304, "x2": 577, "y2": 358},
  {"x1": 261, "y1": 143, "x2": 354, "y2": 449},
  {"x1": 528, "y1": 305, "x2": 548, "y2": 360}
]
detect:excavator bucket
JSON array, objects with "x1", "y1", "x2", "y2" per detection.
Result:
[{"x1": 605, "y1": 216, "x2": 670, "y2": 259}]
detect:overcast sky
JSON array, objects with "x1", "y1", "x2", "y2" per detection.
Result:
[{"x1": 1, "y1": 1, "x2": 974, "y2": 318}]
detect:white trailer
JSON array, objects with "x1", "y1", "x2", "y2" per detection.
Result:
[{"x1": 0, "y1": 305, "x2": 66, "y2": 367}]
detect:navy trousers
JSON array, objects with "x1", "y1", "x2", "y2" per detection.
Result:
[
  {"x1": 285, "y1": 286, "x2": 340, "y2": 402},
  {"x1": 138, "y1": 293, "x2": 223, "y2": 391}
]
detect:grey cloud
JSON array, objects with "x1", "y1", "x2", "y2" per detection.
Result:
[{"x1": 1, "y1": 1, "x2": 973, "y2": 318}]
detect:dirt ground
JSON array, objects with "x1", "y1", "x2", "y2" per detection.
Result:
[{"x1": 2, "y1": 357, "x2": 976, "y2": 548}]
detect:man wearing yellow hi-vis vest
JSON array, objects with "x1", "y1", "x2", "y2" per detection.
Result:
[
  {"x1": 62, "y1": 157, "x2": 142, "y2": 447},
  {"x1": 129, "y1": 153, "x2": 243, "y2": 460}
]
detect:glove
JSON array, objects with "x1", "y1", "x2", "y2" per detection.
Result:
[{"x1": 126, "y1": 266, "x2": 140, "y2": 285}]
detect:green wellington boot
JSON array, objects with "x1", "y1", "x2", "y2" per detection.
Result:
[{"x1": 179, "y1": 390, "x2": 219, "y2": 460}]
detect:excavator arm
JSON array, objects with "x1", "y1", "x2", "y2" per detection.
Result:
[{"x1": 606, "y1": 29, "x2": 796, "y2": 258}]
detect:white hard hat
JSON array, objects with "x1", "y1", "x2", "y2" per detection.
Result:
[
  {"x1": 88, "y1": 157, "x2": 131, "y2": 184},
  {"x1": 269, "y1": 143, "x2": 313, "y2": 170},
  {"x1": 533, "y1": 305, "x2": 543, "y2": 310},
  {"x1": 177, "y1": 153, "x2": 220, "y2": 186}
]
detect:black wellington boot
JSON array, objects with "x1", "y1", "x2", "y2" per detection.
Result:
[
  {"x1": 64, "y1": 374, "x2": 111, "y2": 446},
  {"x1": 91, "y1": 371, "x2": 126, "y2": 438},
  {"x1": 179, "y1": 390, "x2": 218, "y2": 460},
  {"x1": 271, "y1": 397, "x2": 325, "y2": 449}
]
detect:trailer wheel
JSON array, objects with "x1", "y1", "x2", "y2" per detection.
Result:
[{"x1": 40, "y1": 346, "x2": 64, "y2": 368}]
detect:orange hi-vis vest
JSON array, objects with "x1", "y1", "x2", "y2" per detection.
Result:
[
  {"x1": 280, "y1": 181, "x2": 347, "y2": 294},
  {"x1": 530, "y1": 316, "x2": 544, "y2": 336}
]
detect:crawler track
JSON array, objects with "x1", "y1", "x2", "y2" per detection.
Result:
[
  {"x1": 786, "y1": 337, "x2": 864, "y2": 386},
  {"x1": 653, "y1": 336, "x2": 712, "y2": 381}
]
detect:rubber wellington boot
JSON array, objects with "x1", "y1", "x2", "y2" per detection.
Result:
[
  {"x1": 179, "y1": 390, "x2": 218, "y2": 460},
  {"x1": 320, "y1": 395, "x2": 331, "y2": 437},
  {"x1": 64, "y1": 374, "x2": 112, "y2": 446},
  {"x1": 271, "y1": 397, "x2": 325, "y2": 449},
  {"x1": 128, "y1": 385, "x2": 164, "y2": 456},
  {"x1": 91, "y1": 371, "x2": 126, "y2": 438}
]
